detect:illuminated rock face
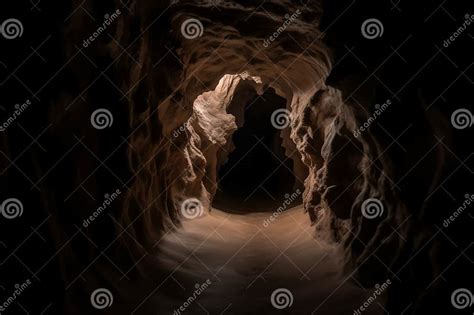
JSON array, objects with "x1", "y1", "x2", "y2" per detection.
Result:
[
  {"x1": 110, "y1": 1, "x2": 458, "y2": 313},
  {"x1": 118, "y1": 0, "x2": 410, "y2": 290},
  {"x1": 1, "y1": 1, "x2": 468, "y2": 314},
  {"x1": 119, "y1": 0, "x2": 333, "y2": 245}
]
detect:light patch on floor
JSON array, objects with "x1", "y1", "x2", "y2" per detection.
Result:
[{"x1": 153, "y1": 206, "x2": 385, "y2": 314}]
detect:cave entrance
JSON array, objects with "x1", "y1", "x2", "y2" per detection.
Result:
[{"x1": 212, "y1": 88, "x2": 299, "y2": 213}]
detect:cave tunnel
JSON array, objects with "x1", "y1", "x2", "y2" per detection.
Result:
[
  {"x1": 1, "y1": 1, "x2": 471, "y2": 315},
  {"x1": 213, "y1": 88, "x2": 299, "y2": 213}
]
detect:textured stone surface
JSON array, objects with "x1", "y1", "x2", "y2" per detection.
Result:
[
  {"x1": 117, "y1": 0, "x2": 409, "y2": 288},
  {"x1": 1, "y1": 1, "x2": 470, "y2": 314}
]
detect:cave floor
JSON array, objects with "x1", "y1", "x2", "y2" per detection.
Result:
[{"x1": 152, "y1": 206, "x2": 384, "y2": 314}]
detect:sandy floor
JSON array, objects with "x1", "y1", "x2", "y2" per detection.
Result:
[{"x1": 150, "y1": 206, "x2": 384, "y2": 314}]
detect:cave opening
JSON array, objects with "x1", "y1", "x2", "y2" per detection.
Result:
[{"x1": 212, "y1": 88, "x2": 298, "y2": 213}]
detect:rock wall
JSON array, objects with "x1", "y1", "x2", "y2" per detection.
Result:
[
  {"x1": 114, "y1": 1, "x2": 472, "y2": 313},
  {"x1": 1, "y1": 0, "x2": 470, "y2": 314},
  {"x1": 114, "y1": 0, "x2": 414, "y2": 296},
  {"x1": 117, "y1": 0, "x2": 331, "y2": 248}
]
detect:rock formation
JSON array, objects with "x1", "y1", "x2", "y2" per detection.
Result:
[{"x1": 0, "y1": 0, "x2": 471, "y2": 314}]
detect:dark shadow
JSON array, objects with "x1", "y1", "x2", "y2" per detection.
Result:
[{"x1": 212, "y1": 89, "x2": 300, "y2": 213}]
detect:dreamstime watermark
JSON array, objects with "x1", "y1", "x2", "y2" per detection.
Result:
[
  {"x1": 263, "y1": 189, "x2": 301, "y2": 227},
  {"x1": 0, "y1": 198, "x2": 23, "y2": 219},
  {"x1": 270, "y1": 288, "x2": 294, "y2": 309},
  {"x1": 451, "y1": 288, "x2": 473, "y2": 310},
  {"x1": 181, "y1": 198, "x2": 204, "y2": 219},
  {"x1": 172, "y1": 113, "x2": 198, "y2": 138},
  {"x1": 181, "y1": 18, "x2": 203, "y2": 39},
  {"x1": 361, "y1": 198, "x2": 384, "y2": 219},
  {"x1": 443, "y1": 14, "x2": 474, "y2": 48},
  {"x1": 442, "y1": 193, "x2": 474, "y2": 228},
  {"x1": 361, "y1": 18, "x2": 384, "y2": 39},
  {"x1": 0, "y1": 18, "x2": 23, "y2": 39},
  {"x1": 0, "y1": 99, "x2": 32, "y2": 132},
  {"x1": 90, "y1": 108, "x2": 114, "y2": 129},
  {"x1": 271, "y1": 108, "x2": 291, "y2": 129},
  {"x1": 353, "y1": 99, "x2": 392, "y2": 138},
  {"x1": 263, "y1": 10, "x2": 301, "y2": 48},
  {"x1": 82, "y1": 189, "x2": 121, "y2": 228},
  {"x1": 90, "y1": 288, "x2": 113, "y2": 309},
  {"x1": 0, "y1": 279, "x2": 32, "y2": 314},
  {"x1": 353, "y1": 279, "x2": 392, "y2": 315},
  {"x1": 173, "y1": 279, "x2": 212, "y2": 315},
  {"x1": 82, "y1": 9, "x2": 121, "y2": 48},
  {"x1": 451, "y1": 108, "x2": 473, "y2": 130}
]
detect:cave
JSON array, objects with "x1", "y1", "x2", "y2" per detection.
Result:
[{"x1": 0, "y1": 1, "x2": 472, "y2": 315}]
